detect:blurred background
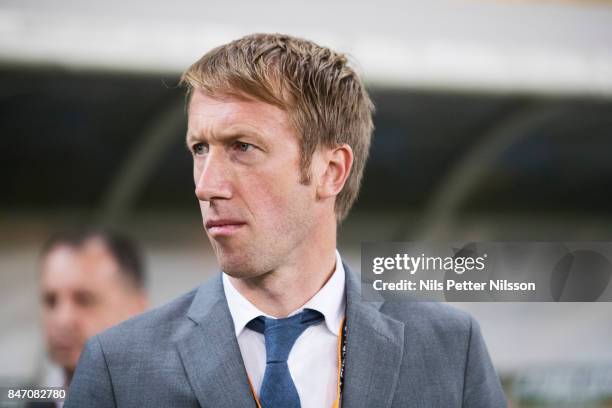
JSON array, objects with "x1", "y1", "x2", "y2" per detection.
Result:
[{"x1": 1, "y1": 0, "x2": 612, "y2": 406}]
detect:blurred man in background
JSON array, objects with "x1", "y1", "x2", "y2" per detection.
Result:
[{"x1": 38, "y1": 229, "x2": 148, "y2": 395}]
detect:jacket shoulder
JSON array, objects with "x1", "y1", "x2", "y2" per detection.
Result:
[
  {"x1": 96, "y1": 286, "x2": 199, "y2": 353},
  {"x1": 380, "y1": 300, "x2": 475, "y2": 342}
]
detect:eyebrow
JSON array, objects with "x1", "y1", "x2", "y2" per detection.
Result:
[
  {"x1": 186, "y1": 126, "x2": 266, "y2": 149},
  {"x1": 185, "y1": 133, "x2": 201, "y2": 151}
]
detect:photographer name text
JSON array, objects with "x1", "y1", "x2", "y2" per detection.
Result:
[{"x1": 372, "y1": 279, "x2": 536, "y2": 292}]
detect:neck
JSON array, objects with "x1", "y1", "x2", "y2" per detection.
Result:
[{"x1": 229, "y1": 216, "x2": 337, "y2": 318}]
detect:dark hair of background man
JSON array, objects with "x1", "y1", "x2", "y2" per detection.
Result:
[{"x1": 40, "y1": 228, "x2": 146, "y2": 289}]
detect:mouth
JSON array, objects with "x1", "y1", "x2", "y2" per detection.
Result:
[
  {"x1": 205, "y1": 219, "x2": 246, "y2": 237},
  {"x1": 50, "y1": 339, "x2": 79, "y2": 353}
]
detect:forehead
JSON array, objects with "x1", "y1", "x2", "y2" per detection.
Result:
[
  {"x1": 41, "y1": 240, "x2": 122, "y2": 291},
  {"x1": 187, "y1": 90, "x2": 292, "y2": 138}
]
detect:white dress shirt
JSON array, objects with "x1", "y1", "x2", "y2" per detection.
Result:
[
  {"x1": 42, "y1": 361, "x2": 65, "y2": 408},
  {"x1": 222, "y1": 250, "x2": 346, "y2": 408}
]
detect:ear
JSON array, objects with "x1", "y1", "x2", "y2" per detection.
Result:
[{"x1": 316, "y1": 144, "x2": 354, "y2": 200}]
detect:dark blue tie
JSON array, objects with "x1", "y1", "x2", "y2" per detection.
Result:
[{"x1": 246, "y1": 309, "x2": 324, "y2": 408}]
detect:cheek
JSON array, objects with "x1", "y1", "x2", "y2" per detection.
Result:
[
  {"x1": 193, "y1": 162, "x2": 201, "y2": 183},
  {"x1": 41, "y1": 316, "x2": 56, "y2": 337},
  {"x1": 79, "y1": 309, "x2": 106, "y2": 334},
  {"x1": 244, "y1": 171, "x2": 311, "y2": 223},
  {"x1": 199, "y1": 200, "x2": 209, "y2": 214},
  {"x1": 245, "y1": 174, "x2": 288, "y2": 211},
  {"x1": 80, "y1": 307, "x2": 118, "y2": 337}
]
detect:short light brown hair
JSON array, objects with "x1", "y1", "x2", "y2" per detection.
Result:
[{"x1": 181, "y1": 33, "x2": 374, "y2": 222}]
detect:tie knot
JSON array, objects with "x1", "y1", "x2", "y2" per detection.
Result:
[{"x1": 247, "y1": 309, "x2": 324, "y2": 363}]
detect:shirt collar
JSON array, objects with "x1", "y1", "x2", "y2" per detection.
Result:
[{"x1": 222, "y1": 250, "x2": 346, "y2": 337}]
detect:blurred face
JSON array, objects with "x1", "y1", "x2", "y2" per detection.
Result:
[
  {"x1": 40, "y1": 239, "x2": 146, "y2": 372},
  {"x1": 187, "y1": 90, "x2": 320, "y2": 277}
]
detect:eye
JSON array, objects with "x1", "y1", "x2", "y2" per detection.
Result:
[
  {"x1": 43, "y1": 292, "x2": 57, "y2": 309},
  {"x1": 235, "y1": 142, "x2": 254, "y2": 152},
  {"x1": 74, "y1": 291, "x2": 97, "y2": 308},
  {"x1": 193, "y1": 143, "x2": 208, "y2": 156}
]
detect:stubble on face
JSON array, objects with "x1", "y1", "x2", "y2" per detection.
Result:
[
  {"x1": 204, "y1": 188, "x2": 314, "y2": 280},
  {"x1": 189, "y1": 91, "x2": 323, "y2": 280}
]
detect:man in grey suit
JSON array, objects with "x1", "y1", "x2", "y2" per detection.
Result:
[{"x1": 66, "y1": 33, "x2": 506, "y2": 407}]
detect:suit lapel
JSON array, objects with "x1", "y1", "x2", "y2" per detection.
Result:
[
  {"x1": 342, "y1": 263, "x2": 405, "y2": 408},
  {"x1": 175, "y1": 262, "x2": 404, "y2": 408},
  {"x1": 176, "y1": 275, "x2": 257, "y2": 408}
]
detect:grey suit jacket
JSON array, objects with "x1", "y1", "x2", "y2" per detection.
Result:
[{"x1": 65, "y1": 263, "x2": 506, "y2": 407}]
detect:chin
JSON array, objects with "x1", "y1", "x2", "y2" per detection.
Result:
[
  {"x1": 51, "y1": 351, "x2": 80, "y2": 372},
  {"x1": 213, "y1": 240, "x2": 280, "y2": 278},
  {"x1": 217, "y1": 253, "x2": 266, "y2": 279},
  {"x1": 219, "y1": 260, "x2": 259, "y2": 278},
  {"x1": 213, "y1": 244, "x2": 246, "y2": 270}
]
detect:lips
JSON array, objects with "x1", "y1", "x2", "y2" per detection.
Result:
[
  {"x1": 205, "y1": 219, "x2": 246, "y2": 236},
  {"x1": 50, "y1": 337, "x2": 80, "y2": 353}
]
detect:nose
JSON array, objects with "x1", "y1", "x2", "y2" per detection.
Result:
[
  {"x1": 52, "y1": 298, "x2": 79, "y2": 331},
  {"x1": 194, "y1": 148, "x2": 233, "y2": 202}
]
